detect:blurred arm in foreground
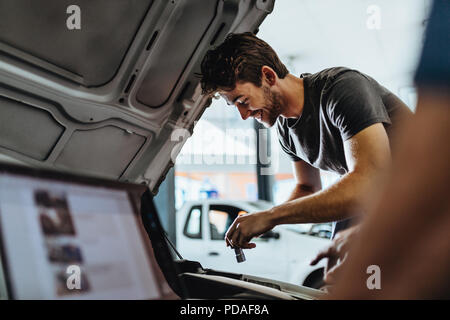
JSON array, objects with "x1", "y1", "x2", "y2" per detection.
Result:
[
  {"x1": 322, "y1": 0, "x2": 450, "y2": 299},
  {"x1": 325, "y1": 90, "x2": 450, "y2": 299}
]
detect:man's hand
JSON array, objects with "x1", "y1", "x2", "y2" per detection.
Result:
[
  {"x1": 310, "y1": 225, "x2": 360, "y2": 284},
  {"x1": 225, "y1": 210, "x2": 275, "y2": 249}
]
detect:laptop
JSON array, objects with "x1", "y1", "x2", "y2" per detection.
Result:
[
  {"x1": 0, "y1": 162, "x2": 322, "y2": 300},
  {"x1": 0, "y1": 163, "x2": 179, "y2": 300}
]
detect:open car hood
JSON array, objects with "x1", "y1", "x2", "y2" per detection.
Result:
[{"x1": 0, "y1": 0, "x2": 274, "y2": 193}]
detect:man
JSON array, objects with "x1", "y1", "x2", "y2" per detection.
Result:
[{"x1": 199, "y1": 32, "x2": 412, "y2": 250}]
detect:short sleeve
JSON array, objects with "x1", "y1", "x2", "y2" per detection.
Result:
[
  {"x1": 276, "y1": 120, "x2": 302, "y2": 162},
  {"x1": 414, "y1": 0, "x2": 450, "y2": 87},
  {"x1": 326, "y1": 71, "x2": 391, "y2": 141},
  {"x1": 277, "y1": 137, "x2": 302, "y2": 162}
]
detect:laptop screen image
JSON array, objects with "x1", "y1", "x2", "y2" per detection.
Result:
[{"x1": 0, "y1": 165, "x2": 178, "y2": 300}]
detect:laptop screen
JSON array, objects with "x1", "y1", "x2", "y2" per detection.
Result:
[{"x1": 0, "y1": 165, "x2": 178, "y2": 299}]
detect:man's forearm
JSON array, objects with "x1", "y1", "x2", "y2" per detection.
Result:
[
  {"x1": 285, "y1": 183, "x2": 317, "y2": 202},
  {"x1": 271, "y1": 171, "x2": 373, "y2": 225}
]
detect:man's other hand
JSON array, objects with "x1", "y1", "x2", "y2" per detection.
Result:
[
  {"x1": 224, "y1": 210, "x2": 275, "y2": 249},
  {"x1": 310, "y1": 225, "x2": 360, "y2": 284}
]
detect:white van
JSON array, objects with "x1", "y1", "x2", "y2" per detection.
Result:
[{"x1": 177, "y1": 199, "x2": 331, "y2": 289}]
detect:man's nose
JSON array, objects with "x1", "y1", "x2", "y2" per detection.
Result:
[{"x1": 237, "y1": 105, "x2": 251, "y2": 120}]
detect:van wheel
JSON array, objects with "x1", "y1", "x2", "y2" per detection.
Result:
[{"x1": 303, "y1": 268, "x2": 325, "y2": 290}]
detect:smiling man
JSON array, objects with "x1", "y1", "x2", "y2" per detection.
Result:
[{"x1": 199, "y1": 32, "x2": 412, "y2": 250}]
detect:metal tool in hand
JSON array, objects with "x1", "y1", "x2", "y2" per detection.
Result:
[{"x1": 234, "y1": 247, "x2": 246, "y2": 263}]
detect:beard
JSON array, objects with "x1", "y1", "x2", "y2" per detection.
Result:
[{"x1": 260, "y1": 85, "x2": 283, "y2": 128}]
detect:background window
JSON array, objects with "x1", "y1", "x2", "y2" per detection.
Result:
[
  {"x1": 208, "y1": 205, "x2": 246, "y2": 240},
  {"x1": 184, "y1": 206, "x2": 202, "y2": 239}
]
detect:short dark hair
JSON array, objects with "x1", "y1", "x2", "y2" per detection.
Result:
[{"x1": 199, "y1": 32, "x2": 289, "y2": 95}]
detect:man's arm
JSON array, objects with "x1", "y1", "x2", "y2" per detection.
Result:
[
  {"x1": 224, "y1": 159, "x2": 320, "y2": 249},
  {"x1": 286, "y1": 160, "x2": 322, "y2": 201},
  {"x1": 225, "y1": 122, "x2": 391, "y2": 248},
  {"x1": 271, "y1": 122, "x2": 391, "y2": 224}
]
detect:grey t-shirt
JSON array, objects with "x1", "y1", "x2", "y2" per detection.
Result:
[
  {"x1": 277, "y1": 67, "x2": 412, "y2": 175},
  {"x1": 276, "y1": 67, "x2": 412, "y2": 237}
]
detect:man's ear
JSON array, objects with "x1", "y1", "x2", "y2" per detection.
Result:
[{"x1": 261, "y1": 66, "x2": 277, "y2": 86}]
